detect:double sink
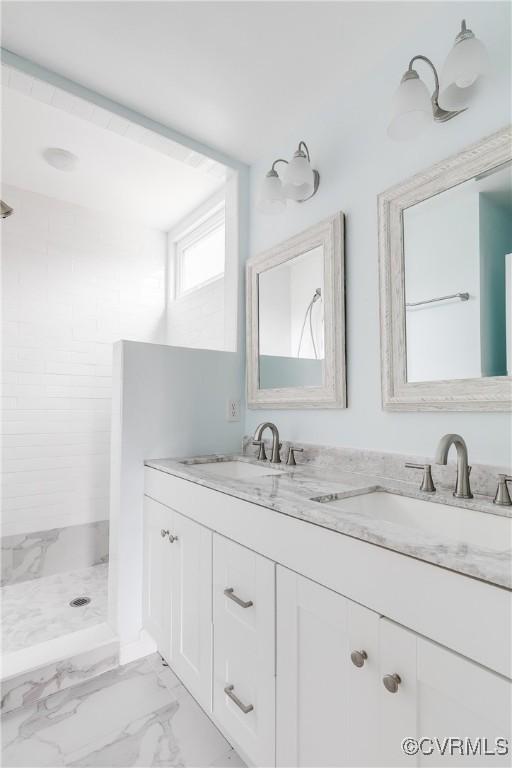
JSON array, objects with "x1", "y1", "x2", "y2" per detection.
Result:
[{"x1": 180, "y1": 456, "x2": 510, "y2": 555}]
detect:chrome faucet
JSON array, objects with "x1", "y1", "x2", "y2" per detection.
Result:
[
  {"x1": 435, "y1": 433, "x2": 473, "y2": 499},
  {"x1": 253, "y1": 422, "x2": 281, "y2": 464}
]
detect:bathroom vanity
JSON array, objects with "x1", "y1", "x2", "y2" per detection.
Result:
[{"x1": 142, "y1": 451, "x2": 512, "y2": 767}]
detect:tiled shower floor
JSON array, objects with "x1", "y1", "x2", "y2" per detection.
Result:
[{"x1": 2, "y1": 564, "x2": 108, "y2": 653}]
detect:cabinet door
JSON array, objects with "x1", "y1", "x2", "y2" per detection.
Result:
[
  {"x1": 213, "y1": 535, "x2": 275, "y2": 767},
  {"x1": 142, "y1": 496, "x2": 173, "y2": 657},
  {"x1": 380, "y1": 618, "x2": 512, "y2": 767},
  {"x1": 378, "y1": 618, "x2": 418, "y2": 767},
  {"x1": 276, "y1": 566, "x2": 350, "y2": 767},
  {"x1": 277, "y1": 568, "x2": 380, "y2": 767},
  {"x1": 170, "y1": 510, "x2": 213, "y2": 711},
  {"x1": 347, "y1": 600, "x2": 381, "y2": 767}
]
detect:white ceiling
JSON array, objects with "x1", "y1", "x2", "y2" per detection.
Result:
[
  {"x1": 0, "y1": 1, "x2": 472, "y2": 164},
  {"x1": 1, "y1": 85, "x2": 225, "y2": 230}
]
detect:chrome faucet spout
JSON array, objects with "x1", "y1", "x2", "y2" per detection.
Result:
[
  {"x1": 253, "y1": 422, "x2": 281, "y2": 464},
  {"x1": 435, "y1": 433, "x2": 473, "y2": 499}
]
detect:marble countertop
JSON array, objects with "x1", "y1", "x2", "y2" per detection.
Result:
[{"x1": 144, "y1": 455, "x2": 512, "y2": 590}]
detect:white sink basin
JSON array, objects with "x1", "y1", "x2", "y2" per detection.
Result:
[
  {"x1": 318, "y1": 491, "x2": 511, "y2": 552},
  {"x1": 190, "y1": 460, "x2": 284, "y2": 480}
]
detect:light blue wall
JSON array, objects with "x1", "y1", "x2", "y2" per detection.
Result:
[{"x1": 244, "y1": 2, "x2": 512, "y2": 466}]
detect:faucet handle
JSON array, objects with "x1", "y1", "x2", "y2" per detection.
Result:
[
  {"x1": 286, "y1": 447, "x2": 304, "y2": 466},
  {"x1": 494, "y1": 474, "x2": 512, "y2": 507},
  {"x1": 252, "y1": 440, "x2": 267, "y2": 462},
  {"x1": 405, "y1": 463, "x2": 436, "y2": 493}
]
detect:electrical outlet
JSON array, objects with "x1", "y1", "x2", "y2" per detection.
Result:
[{"x1": 227, "y1": 398, "x2": 241, "y2": 422}]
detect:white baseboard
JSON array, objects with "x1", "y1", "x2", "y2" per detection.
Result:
[{"x1": 119, "y1": 629, "x2": 157, "y2": 665}]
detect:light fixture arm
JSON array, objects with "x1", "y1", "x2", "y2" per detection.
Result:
[
  {"x1": 271, "y1": 158, "x2": 289, "y2": 173},
  {"x1": 406, "y1": 54, "x2": 466, "y2": 123},
  {"x1": 297, "y1": 141, "x2": 311, "y2": 161},
  {"x1": 408, "y1": 55, "x2": 440, "y2": 98}
]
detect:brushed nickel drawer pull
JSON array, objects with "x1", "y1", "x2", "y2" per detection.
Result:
[
  {"x1": 224, "y1": 587, "x2": 253, "y2": 608},
  {"x1": 224, "y1": 684, "x2": 254, "y2": 714},
  {"x1": 168, "y1": 533, "x2": 178, "y2": 543},
  {"x1": 160, "y1": 529, "x2": 170, "y2": 538}
]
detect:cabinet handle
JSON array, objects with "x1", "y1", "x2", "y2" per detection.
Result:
[
  {"x1": 224, "y1": 684, "x2": 254, "y2": 714},
  {"x1": 223, "y1": 587, "x2": 253, "y2": 608},
  {"x1": 350, "y1": 650, "x2": 368, "y2": 668},
  {"x1": 168, "y1": 534, "x2": 178, "y2": 543},
  {"x1": 382, "y1": 673, "x2": 401, "y2": 693},
  {"x1": 160, "y1": 529, "x2": 170, "y2": 538}
]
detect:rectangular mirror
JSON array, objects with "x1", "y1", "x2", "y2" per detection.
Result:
[
  {"x1": 247, "y1": 213, "x2": 345, "y2": 408},
  {"x1": 379, "y1": 126, "x2": 512, "y2": 411}
]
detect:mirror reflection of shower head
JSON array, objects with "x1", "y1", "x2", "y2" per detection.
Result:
[
  {"x1": 1, "y1": 200, "x2": 14, "y2": 219},
  {"x1": 297, "y1": 288, "x2": 322, "y2": 359}
]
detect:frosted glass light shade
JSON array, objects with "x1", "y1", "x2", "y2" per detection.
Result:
[
  {"x1": 388, "y1": 73, "x2": 432, "y2": 141},
  {"x1": 258, "y1": 171, "x2": 286, "y2": 214},
  {"x1": 439, "y1": 35, "x2": 489, "y2": 109},
  {"x1": 283, "y1": 181, "x2": 313, "y2": 201},
  {"x1": 282, "y1": 152, "x2": 314, "y2": 199}
]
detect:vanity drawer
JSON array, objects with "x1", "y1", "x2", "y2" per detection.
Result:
[{"x1": 212, "y1": 534, "x2": 276, "y2": 767}]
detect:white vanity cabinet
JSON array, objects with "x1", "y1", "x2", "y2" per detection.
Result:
[
  {"x1": 143, "y1": 468, "x2": 512, "y2": 768},
  {"x1": 213, "y1": 535, "x2": 275, "y2": 767},
  {"x1": 142, "y1": 496, "x2": 213, "y2": 710}
]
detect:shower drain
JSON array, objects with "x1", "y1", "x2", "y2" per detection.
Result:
[{"x1": 69, "y1": 596, "x2": 91, "y2": 607}]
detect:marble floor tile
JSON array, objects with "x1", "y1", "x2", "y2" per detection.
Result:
[
  {"x1": 208, "y1": 749, "x2": 247, "y2": 768},
  {"x1": 1, "y1": 654, "x2": 245, "y2": 768},
  {"x1": 2, "y1": 565, "x2": 108, "y2": 653}
]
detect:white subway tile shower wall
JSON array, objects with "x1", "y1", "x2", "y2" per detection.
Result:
[
  {"x1": 1, "y1": 184, "x2": 167, "y2": 534},
  {"x1": 167, "y1": 277, "x2": 225, "y2": 350}
]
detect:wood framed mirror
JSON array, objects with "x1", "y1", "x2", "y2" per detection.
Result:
[
  {"x1": 246, "y1": 213, "x2": 346, "y2": 409},
  {"x1": 378, "y1": 126, "x2": 512, "y2": 411}
]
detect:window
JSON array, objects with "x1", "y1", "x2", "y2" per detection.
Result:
[{"x1": 175, "y1": 207, "x2": 225, "y2": 297}]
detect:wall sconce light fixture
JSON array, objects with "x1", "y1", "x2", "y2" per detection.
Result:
[
  {"x1": 388, "y1": 19, "x2": 489, "y2": 140},
  {"x1": 258, "y1": 141, "x2": 320, "y2": 214}
]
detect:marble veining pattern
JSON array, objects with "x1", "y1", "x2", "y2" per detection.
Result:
[
  {"x1": 241, "y1": 436, "x2": 510, "y2": 500},
  {"x1": 2, "y1": 564, "x2": 108, "y2": 653},
  {"x1": 145, "y1": 452, "x2": 512, "y2": 589},
  {"x1": 1, "y1": 654, "x2": 245, "y2": 768},
  {"x1": 1, "y1": 642, "x2": 119, "y2": 715},
  {"x1": 1, "y1": 521, "x2": 109, "y2": 587}
]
